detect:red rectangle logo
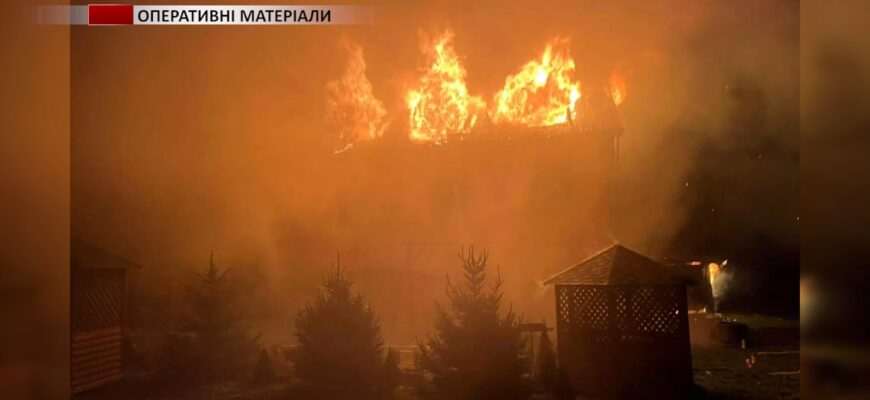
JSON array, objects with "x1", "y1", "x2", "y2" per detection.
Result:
[{"x1": 88, "y1": 4, "x2": 134, "y2": 25}]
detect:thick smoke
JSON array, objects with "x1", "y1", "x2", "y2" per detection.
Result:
[{"x1": 71, "y1": 0, "x2": 798, "y2": 343}]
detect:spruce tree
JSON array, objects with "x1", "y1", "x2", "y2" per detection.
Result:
[
  {"x1": 291, "y1": 255, "x2": 396, "y2": 399},
  {"x1": 417, "y1": 246, "x2": 531, "y2": 400},
  {"x1": 159, "y1": 252, "x2": 258, "y2": 386}
]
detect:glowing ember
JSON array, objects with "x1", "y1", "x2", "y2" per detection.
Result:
[
  {"x1": 406, "y1": 30, "x2": 487, "y2": 144},
  {"x1": 491, "y1": 38, "x2": 581, "y2": 127},
  {"x1": 325, "y1": 38, "x2": 389, "y2": 151}
]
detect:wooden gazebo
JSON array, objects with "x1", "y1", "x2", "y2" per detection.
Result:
[
  {"x1": 544, "y1": 244, "x2": 693, "y2": 398},
  {"x1": 71, "y1": 238, "x2": 141, "y2": 393}
]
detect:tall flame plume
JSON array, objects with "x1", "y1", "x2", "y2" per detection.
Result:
[
  {"x1": 491, "y1": 38, "x2": 581, "y2": 127},
  {"x1": 406, "y1": 30, "x2": 487, "y2": 144},
  {"x1": 325, "y1": 38, "x2": 389, "y2": 151},
  {"x1": 327, "y1": 31, "x2": 627, "y2": 147}
]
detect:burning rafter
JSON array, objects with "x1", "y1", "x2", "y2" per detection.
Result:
[
  {"x1": 325, "y1": 38, "x2": 390, "y2": 152},
  {"x1": 406, "y1": 30, "x2": 487, "y2": 144},
  {"x1": 491, "y1": 37, "x2": 581, "y2": 127},
  {"x1": 326, "y1": 30, "x2": 628, "y2": 150}
]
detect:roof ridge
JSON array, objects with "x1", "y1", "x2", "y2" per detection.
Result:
[
  {"x1": 543, "y1": 243, "x2": 618, "y2": 285},
  {"x1": 609, "y1": 245, "x2": 671, "y2": 280},
  {"x1": 544, "y1": 243, "x2": 687, "y2": 286},
  {"x1": 71, "y1": 237, "x2": 143, "y2": 269}
]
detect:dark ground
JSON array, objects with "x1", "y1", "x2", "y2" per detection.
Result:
[
  {"x1": 690, "y1": 313, "x2": 799, "y2": 400},
  {"x1": 76, "y1": 313, "x2": 799, "y2": 400}
]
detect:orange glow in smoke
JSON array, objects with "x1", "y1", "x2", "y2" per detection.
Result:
[
  {"x1": 609, "y1": 69, "x2": 627, "y2": 106},
  {"x1": 325, "y1": 39, "x2": 389, "y2": 151},
  {"x1": 406, "y1": 30, "x2": 487, "y2": 144},
  {"x1": 491, "y1": 38, "x2": 582, "y2": 127}
]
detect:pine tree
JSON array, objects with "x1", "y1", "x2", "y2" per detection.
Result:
[
  {"x1": 158, "y1": 252, "x2": 259, "y2": 386},
  {"x1": 291, "y1": 254, "x2": 396, "y2": 399},
  {"x1": 535, "y1": 327, "x2": 557, "y2": 396},
  {"x1": 417, "y1": 246, "x2": 531, "y2": 400}
]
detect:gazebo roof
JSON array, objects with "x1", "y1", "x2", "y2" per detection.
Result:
[
  {"x1": 544, "y1": 244, "x2": 687, "y2": 286},
  {"x1": 71, "y1": 237, "x2": 143, "y2": 270}
]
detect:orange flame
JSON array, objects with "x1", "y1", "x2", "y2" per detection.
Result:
[
  {"x1": 406, "y1": 30, "x2": 487, "y2": 144},
  {"x1": 326, "y1": 39, "x2": 389, "y2": 151},
  {"x1": 330, "y1": 33, "x2": 626, "y2": 146},
  {"x1": 609, "y1": 69, "x2": 627, "y2": 106},
  {"x1": 491, "y1": 38, "x2": 581, "y2": 127}
]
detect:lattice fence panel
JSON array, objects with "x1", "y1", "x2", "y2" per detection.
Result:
[
  {"x1": 556, "y1": 286, "x2": 609, "y2": 331},
  {"x1": 557, "y1": 286, "x2": 572, "y2": 324},
  {"x1": 613, "y1": 287, "x2": 630, "y2": 332},
  {"x1": 72, "y1": 269, "x2": 124, "y2": 333},
  {"x1": 629, "y1": 286, "x2": 681, "y2": 335}
]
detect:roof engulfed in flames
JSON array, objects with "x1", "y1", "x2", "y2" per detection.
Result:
[
  {"x1": 327, "y1": 30, "x2": 627, "y2": 150},
  {"x1": 492, "y1": 37, "x2": 581, "y2": 127},
  {"x1": 406, "y1": 31, "x2": 487, "y2": 144},
  {"x1": 325, "y1": 39, "x2": 390, "y2": 151}
]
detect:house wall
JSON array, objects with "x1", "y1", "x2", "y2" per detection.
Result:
[{"x1": 333, "y1": 133, "x2": 618, "y2": 343}]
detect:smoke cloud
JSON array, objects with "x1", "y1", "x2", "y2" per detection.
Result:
[{"x1": 72, "y1": 0, "x2": 799, "y2": 343}]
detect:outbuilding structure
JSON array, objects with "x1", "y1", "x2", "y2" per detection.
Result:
[
  {"x1": 544, "y1": 244, "x2": 693, "y2": 398},
  {"x1": 71, "y1": 238, "x2": 141, "y2": 393}
]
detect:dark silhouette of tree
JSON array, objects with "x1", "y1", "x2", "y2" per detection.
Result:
[
  {"x1": 417, "y1": 246, "x2": 531, "y2": 400},
  {"x1": 291, "y1": 254, "x2": 396, "y2": 399},
  {"x1": 535, "y1": 327, "x2": 557, "y2": 396},
  {"x1": 379, "y1": 347, "x2": 403, "y2": 397},
  {"x1": 253, "y1": 348, "x2": 277, "y2": 385},
  {"x1": 158, "y1": 252, "x2": 258, "y2": 386}
]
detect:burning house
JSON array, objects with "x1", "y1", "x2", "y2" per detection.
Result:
[{"x1": 324, "y1": 33, "x2": 626, "y2": 343}]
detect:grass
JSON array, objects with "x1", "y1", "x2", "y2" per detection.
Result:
[
  {"x1": 691, "y1": 313, "x2": 799, "y2": 399},
  {"x1": 692, "y1": 344, "x2": 799, "y2": 399}
]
